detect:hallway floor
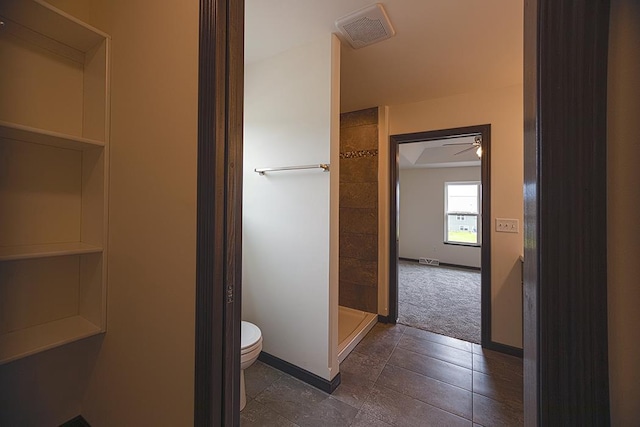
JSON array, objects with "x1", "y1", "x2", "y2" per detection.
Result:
[{"x1": 241, "y1": 323, "x2": 523, "y2": 426}]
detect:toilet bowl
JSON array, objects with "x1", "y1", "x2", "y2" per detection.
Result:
[{"x1": 240, "y1": 321, "x2": 262, "y2": 411}]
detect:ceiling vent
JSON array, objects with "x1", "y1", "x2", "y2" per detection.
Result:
[{"x1": 335, "y1": 3, "x2": 395, "y2": 49}]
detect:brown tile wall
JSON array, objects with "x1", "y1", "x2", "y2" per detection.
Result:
[{"x1": 339, "y1": 107, "x2": 378, "y2": 313}]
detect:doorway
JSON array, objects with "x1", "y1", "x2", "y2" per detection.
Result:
[{"x1": 389, "y1": 124, "x2": 491, "y2": 346}]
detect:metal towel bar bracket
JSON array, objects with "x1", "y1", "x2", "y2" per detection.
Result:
[{"x1": 254, "y1": 163, "x2": 330, "y2": 175}]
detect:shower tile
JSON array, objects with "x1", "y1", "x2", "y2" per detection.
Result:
[
  {"x1": 340, "y1": 125, "x2": 379, "y2": 152},
  {"x1": 339, "y1": 182, "x2": 377, "y2": 209},
  {"x1": 339, "y1": 283, "x2": 378, "y2": 313},
  {"x1": 240, "y1": 400, "x2": 299, "y2": 427},
  {"x1": 388, "y1": 347, "x2": 472, "y2": 390},
  {"x1": 340, "y1": 208, "x2": 377, "y2": 235},
  {"x1": 377, "y1": 364, "x2": 472, "y2": 420},
  {"x1": 340, "y1": 107, "x2": 378, "y2": 129},
  {"x1": 340, "y1": 156, "x2": 378, "y2": 183},
  {"x1": 398, "y1": 334, "x2": 473, "y2": 370},
  {"x1": 339, "y1": 233, "x2": 377, "y2": 262},
  {"x1": 339, "y1": 257, "x2": 377, "y2": 286}
]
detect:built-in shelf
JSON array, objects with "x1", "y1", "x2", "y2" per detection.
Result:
[
  {"x1": 0, "y1": 0, "x2": 109, "y2": 365},
  {"x1": 0, "y1": 242, "x2": 103, "y2": 261},
  {"x1": 0, "y1": 315, "x2": 101, "y2": 365},
  {"x1": 0, "y1": 0, "x2": 107, "y2": 54},
  {"x1": 0, "y1": 121, "x2": 105, "y2": 151}
]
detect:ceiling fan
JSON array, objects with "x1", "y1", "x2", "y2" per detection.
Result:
[{"x1": 443, "y1": 135, "x2": 483, "y2": 157}]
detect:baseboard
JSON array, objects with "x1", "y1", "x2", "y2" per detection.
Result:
[
  {"x1": 377, "y1": 314, "x2": 395, "y2": 324},
  {"x1": 258, "y1": 351, "x2": 341, "y2": 394},
  {"x1": 439, "y1": 262, "x2": 481, "y2": 271},
  {"x1": 60, "y1": 416, "x2": 91, "y2": 427},
  {"x1": 483, "y1": 340, "x2": 523, "y2": 358},
  {"x1": 398, "y1": 257, "x2": 480, "y2": 271}
]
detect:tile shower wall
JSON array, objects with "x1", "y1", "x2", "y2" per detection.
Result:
[{"x1": 339, "y1": 107, "x2": 379, "y2": 313}]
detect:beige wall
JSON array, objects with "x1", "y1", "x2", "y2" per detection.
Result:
[
  {"x1": 399, "y1": 166, "x2": 482, "y2": 268},
  {"x1": 387, "y1": 84, "x2": 524, "y2": 348},
  {"x1": 608, "y1": 0, "x2": 640, "y2": 424},
  {"x1": 1, "y1": 1, "x2": 199, "y2": 425}
]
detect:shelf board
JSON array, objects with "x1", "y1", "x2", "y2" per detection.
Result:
[
  {"x1": 0, "y1": 315, "x2": 102, "y2": 365},
  {"x1": 0, "y1": 0, "x2": 108, "y2": 54},
  {"x1": 0, "y1": 242, "x2": 103, "y2": 261},
  {"x1": 0, "y1": 121, "x2": 104, "y2": 151}
]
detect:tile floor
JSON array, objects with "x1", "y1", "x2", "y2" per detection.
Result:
[{"x1": 241, "y1": 323, "x2": 523, "y2": 426}]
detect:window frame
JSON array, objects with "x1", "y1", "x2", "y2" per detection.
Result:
[{"x1": 444, "y1": 181, "x2": 481, "y2": 247}]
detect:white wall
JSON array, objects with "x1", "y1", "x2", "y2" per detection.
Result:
[
  {"x1": 399, "y1": 167, "x2": 481, "y2": 268},
  {"x1": 386, "y1": 84, "x2": 523, "y2": 348},
  {"x1": 608, "y1": 0, "x2": 640, "y2": 423},
  {"x1": 243, "y1": 35, "x2": 340, "y2": 380}
]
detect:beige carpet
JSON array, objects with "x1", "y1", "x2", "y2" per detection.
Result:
[{"x1": 398, "y1": 260, "x2": 481, "y2": 343}]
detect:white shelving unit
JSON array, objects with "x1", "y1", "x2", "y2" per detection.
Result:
[{"x1": 0, "y1": 0, "x2": 110, "y2": 365}]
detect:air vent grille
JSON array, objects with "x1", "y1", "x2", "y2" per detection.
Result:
[{"x1": 336, "y1": 3, "x2": 395, "y2": 49}]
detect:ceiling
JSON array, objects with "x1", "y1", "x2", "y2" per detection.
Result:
[
  {"x1": 399, "y1": 136, "x2": 481, "y2": 169},
  {"x1": 245, "y1": 0, "x2": 524, "y2": 112}
]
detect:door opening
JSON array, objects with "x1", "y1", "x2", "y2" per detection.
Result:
[{"x1": 389, "y1": 124, "x2": 492, "y2": 347}]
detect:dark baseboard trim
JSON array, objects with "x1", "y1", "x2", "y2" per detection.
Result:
[
  {"x1": 377, "y1": 314, "x2": 395, "y2": 324},
  {"x1": 60, "y1": 416, "x2": 91, "y2": 427},
  {"x1": 483, "y1": 340, "x2": 523, "y2": 358},
  {"x1": 398, "y1": 257, "x2": 481, "y2": 271},
  {"x1": 258, "y1": 351, "x2": 341, "y2": 394},
  {"x1": 439, "y1": 262, "x2": 481, "y2": 271}
]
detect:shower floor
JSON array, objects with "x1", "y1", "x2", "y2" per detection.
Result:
[{"x1": 338, "y1": 305, "x2": 377, "y2": 362}]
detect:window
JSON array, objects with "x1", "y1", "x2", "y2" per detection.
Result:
[{"x1": 445, "y1": 182, "x2": 481, "y2": 245}]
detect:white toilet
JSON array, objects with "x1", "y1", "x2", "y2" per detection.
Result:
[{"x1": 240, "y1": 321, "x2": 262, "y2": 411}]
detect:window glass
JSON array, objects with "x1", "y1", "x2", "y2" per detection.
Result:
[{"x1": 445, "y1": 182, "x2": 480, "y2": 245}]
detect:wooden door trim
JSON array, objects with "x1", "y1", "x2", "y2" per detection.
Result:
[
  {"x1": 524, "y1": 0, "x2": 611, "y2": 423},
  {"x1": 388, "y1": 124, "x2": 493, "y2": 349},
  {"x1": 195, "y1": 0, "x2": 244, "y2": 425}
]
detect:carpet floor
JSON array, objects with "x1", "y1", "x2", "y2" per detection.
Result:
[{"x1": 398, "y1": 259, "x2": 481, "y2": 344}]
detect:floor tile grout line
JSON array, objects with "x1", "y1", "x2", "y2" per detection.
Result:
[
  {"x1": 373, "y1": 382, "x2": 474, "y2": 423},
  {"x1": 382, "y1": 361, "x2": 476, "y2": 396},
  {"x1": 394, "y1": 343, "x2": 474, "y2": 371},
  {"x1": 400, "y1": 328, "x2": 475, "y2": 353},
  {"x1": 385, "y1": 345, "x2": 473, "y2": 388}
]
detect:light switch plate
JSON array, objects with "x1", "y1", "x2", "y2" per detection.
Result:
[{"x1": 496, "y1": 218, "x2": 519, "y2": 233}]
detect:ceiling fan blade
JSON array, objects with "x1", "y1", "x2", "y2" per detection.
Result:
[
  {"x1": 442, "y1": 142, "x2": 472, "y2": 146},
  {"x1": 454, "y1": 145, "x2": 477, "y2": 155}
]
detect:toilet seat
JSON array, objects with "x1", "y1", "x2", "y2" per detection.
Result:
[{"x1": 241, "y1": 321, "x2": 262, "y2": 354}]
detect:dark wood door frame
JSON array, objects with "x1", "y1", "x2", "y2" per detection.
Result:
[
  {"x1": 389, "y1": 124, "x2": 501, "y2": 351},
  {"x1": 524, "y1": 0, "x2": 610, "y2": 424},
  {"x1": 194, "y1": 0, "x2": 244, "y2": 425}
]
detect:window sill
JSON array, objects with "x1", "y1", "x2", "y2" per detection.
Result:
[{"x1": 443, "y1": 241, "x2": 481, "y2": 248}]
